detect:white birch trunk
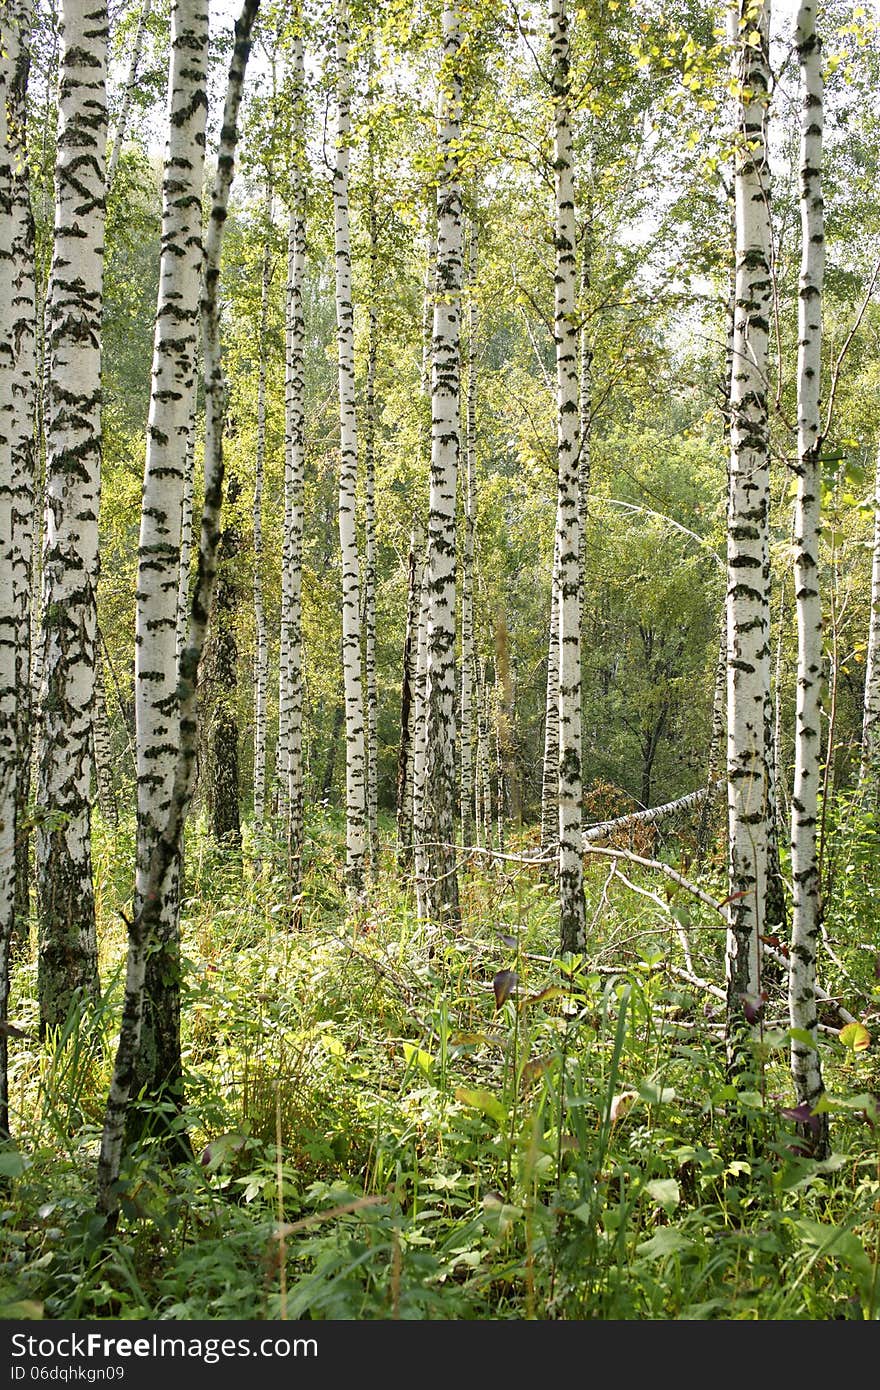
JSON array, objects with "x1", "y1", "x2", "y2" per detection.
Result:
[
  {"x1": 130, "y1": 0, "x2": 208, "y2": 1126},
  {"x1": 541, "y1": 527, "x2": 561, "y2": 860},
  {"x1": 97, "y1": 0, "x2": 259, "y2": 1220},
  {"x1": 459, "y1": 213, "x2": 477, "y2": 848},
  {"x1": 252, "y1": 178, "x2": 273, "y2": 850},
  {"x1": 725, "y1": 0, "x2": 773, "y2": 1034},
  {"x1": 333, "y1": 0, "x2": 366, "y2": 896},
  {"x1": 277, "y1": 25, "x2": 306, "y2": 898},
  {"x1": 107, "y1": 0, "x2": 153, "y2": 187},
  {"x1": 401, "y1": 227, "x2": 433, "y2": 875},
  {"x1": 8, "y1": 0, "x2": 38, "y2": 935},
  {"x1": 788, "y1": 0, "x2": 828, "y2": 1157},
  {"x1": 36, "y1": 0, "x2": 108, "y2": 1034},
  {"x1": 0, "y1": 28, "x2": 19, "y2": 1135},
  {"x1": 420, "y1": 0, "x2": 464, "y2": 926},
  {"x1": 396, "y1": 516, "x2": 425, "y2": 868},
  {"x1": 860, "y1": 440, "x2": 880, "y2": 790},
  {"x1": 551, "y1": 0, "x2": 585, "y2": 952},
  {"x1": 175, "y1": 389, "x2": 196, "y2": 664},
  {"x1": 364, "y1": 274, "x2": 379, "y2": 881}
]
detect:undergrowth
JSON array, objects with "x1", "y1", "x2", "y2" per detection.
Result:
[{"x1": 1, "y1": 807, "x2": 879, "y2": 1320}]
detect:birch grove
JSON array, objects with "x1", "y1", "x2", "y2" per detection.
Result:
[{"x1": 4, "y1": 0, "x2": 880, "y2": 1281}]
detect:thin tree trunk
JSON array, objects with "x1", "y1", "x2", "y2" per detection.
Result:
[
  {"x1": 252, "y1": 176, "x2": 273, "y2": 855},
  {"x1": 541, "y1": 528, "x2": 560, "y2": 863},
  {"x1": 36, "y1": 0, "x2": 108, "y2": 1036},
  {"x1": 788, "y1": 0, "x2": 829, "y2": 1158},
  {"x1": 277, "y1": 23, "x2": 306, "y2": 899},
  {"x1": 8, "y1": 0, "x2": 37, "y2": 942},
  {"x1": 401, "y1": 227, "x2": 434, "y2": 875},
  {"x1": 210, "y1": 467, "x2": 243, "y2": 851},
  {"x1": 420, "y1": 0, "x2": 464, "y2": 928},
  {"x1": 396, "y1": 516, "x2": 425, "y2": 869},
  {"x1": 107, "y1": 0, "x2": 153, "y2": 187},
  {"x1": 92, "y1": 649, "x2": 117, "y2": 825},
  {"x1": 97, "y1": 0, "x2": 259, "y2": 1223},
  {"x1": 333, "y1": 0, "x2": 366, "y2": 897},
  {"x1": 551, "y1": 0, "x2": 586, "y2": 952},
  {"x1": 725, "y1": 0, "x2": 773, "y2": 1055},
  {"x1": 175, "y1": 391, "x2": 196, "y2": 664},
  {"x1": 459, "y1": 213, "x2": 478, "y2": 848},
  {"x1": 0, "y1": 22, "x2": 20, "y2": 1137},
  {"x1": 364, "y1": 232, "x2": 379, "y2": 882},
  {"x1": 129, "y1": 0, "x2": 209, "y2": 1146},
  {"x1": 859, "y1": 440, "x2": 880, "y2": 792}
]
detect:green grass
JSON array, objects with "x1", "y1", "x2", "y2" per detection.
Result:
[{"x1": 2, "y1": 809, "x2": 879, "y2": 1320}]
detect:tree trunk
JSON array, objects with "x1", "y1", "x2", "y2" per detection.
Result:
[
  {"x1": 859, "y1": 440, "x2": 880, "y2": 793},
  {"x1": 541, "y1": 529, "x2": 561, "y2": 863},
  {"x1": 36, "y1": 0, "x2": 108, "y2": 1036},
  {"x1": 459, "y1": 213, "x2": 478, "y2": 848},
  {"x1": 788, "y1": 0, "x2": 829, "y2": 1159},
  {"x1": 277, "y1": 22, "x2": 306, "y2": 900},
  {"x1": 333, "y1": 0, "x2": 367, "y2": 897},
  {"x1": 420, "y1": 0, "x2": 464, "y2": 928},
  {"x1": 129, "y1": 0, "x2": 209, "y2": 1147},
  {"x1": 725, "y1": 0, "x2": 773, "y2": 1055},
  {"x1": 0, "y1": 22, "x2": 20, "y2": 1137},
  {"x1": 8, "y1": 0, "x2": 38, "y2": 945},
  {"x1": 396, "y1": 516, "x2": 425, "y2": 869},
  {"x1": 252, "y1": 177, "x2": 273, "y2": 856},
  {"x1": 210, "y1": 468, "x2": 242, "y2": 851},
  {"x1": 107, "y1": 0, "x2": 153, "y2": 187},
  {"x1": 97, "y1": 0, "x2": 259, "y2": 1223},
  {"x1": 551, "y1": 0, "x2": 586, "y2": 952}
]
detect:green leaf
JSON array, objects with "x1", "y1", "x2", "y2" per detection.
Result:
[
  {"x1": 645, "y1": 1178, "x2": 681, "y2": 1212},
  {"x1": 839, "y1": 1022, "x2": 871, "y2": 1052},
  {"x1": 636, "y1": 1227, "x2": 693, "y2": 1260},
  {"x1": 636, "y1": 1079, "x2": 676, "y2": 1104},
  {"x1": 455, "y1": 1088, "x2": 506, "y2": 1126},
  {"x1": 0, "y1": 1150, "x2": 27, "y2": 1178},
  {"x1": 402, "y1": 1042, "x2": 435, "y2": 1074}
]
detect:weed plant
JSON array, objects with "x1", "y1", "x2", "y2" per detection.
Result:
[{"x1": 1, "y1": 810, "x2": 879, "y2": 1320}]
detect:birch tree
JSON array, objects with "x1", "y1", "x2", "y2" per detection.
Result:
[
  {"x1": 107, "y1": 0, "x2": 153, "y2": 187},
  {"x1": 7, "y1": 0, "x2": 37, "y2": 936},
  {"x1": 725, "y1": 0, "x2": 773, "y2": 1045},
  {"x1": 459, "y1": 213, "x2": 478, "y2": 849},
  {"x1": 0, "y1": 23, "x2": 19, "y2": 1138},
  {"x1": 98, "y1": 0, "x2": 260, "y2": 1221},
  {"x1": 277, "y1": 15, "x2": 307, "y2": 899},
  {"x1": 859, "y1": 440, "x2": 880, "y2": 794},
  {"x1": 252, "y1": 176, "x2": 273, "y2": 854},
  {"x1": 36, "y1": 0, "x2": 108, "y2": 1035},
  {"x1": 332, "y1": 0, "x2": 367, "y2": 896},
  {"x1": 129, "y1": 0, "x2": 209, "y2": 1136},
  {"x1": 551, "y1": 0, "x2": 586, "y2": 952},
  {"x1": 420, "y1": 0, "x2": 464, "y2": 927},
  {"x1": 788, "y1": 0, "x2": 828, "y2": 1158}
]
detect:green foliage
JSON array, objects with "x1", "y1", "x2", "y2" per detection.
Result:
[{"x1": 4, "y1": 813, "x2": 880, "y2": 1320}]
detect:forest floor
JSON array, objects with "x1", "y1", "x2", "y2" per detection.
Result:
[{"x1": 2, "y1": 804, "x2": 880, "y2": 1320}]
